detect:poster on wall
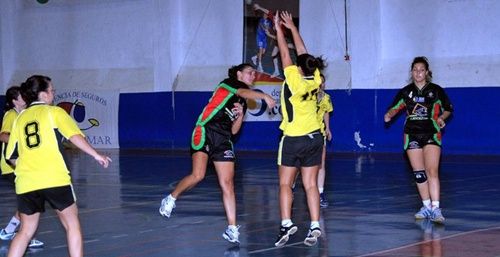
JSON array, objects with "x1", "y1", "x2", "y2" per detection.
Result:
[
  {"x1": 243, "y1": 0, "x2": 299, "y2": 122},
  {"x1": 53, "y1": 90, "x2": 119, "y2": 148}
]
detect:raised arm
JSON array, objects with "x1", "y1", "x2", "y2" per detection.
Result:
[
  {"x1": 253, "y1": 3, "x2": 270, "y2": 15},
  {"x1": 279, "y1": 11, "x2": 307, "y2": 55},
  {"x1": 274, "y1": 11, "x2": 292, "y2": 68}
]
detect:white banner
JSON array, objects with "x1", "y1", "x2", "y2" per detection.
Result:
[
  {"x1": 53, "y1": 89, "x2": 119, "y2": 148},
  {"x1": 245, "y1": 84, "x2": 282, "y2": 122}
]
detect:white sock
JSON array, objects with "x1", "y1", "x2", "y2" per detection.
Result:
[
  {"x1": 4, "y1": 216, "x2": 20, "y2": 234},
  {"x1": 319, "y1": 187, "x2": 324, "y2": 194},
  {"x1": 168, "y1": 194, "x2": 176, "y2": 201},
  {"x1": 281, "y1": 219, "x2": 293, "y2": 227},
  {"x1": 228, "y1": 225, "x2": 238, "y2": 231},
  {"x1": 431, "y1": 201, "x2": 440, "y2": 210},
  {"x1": 422, "y1": 199, "x2": 431, "y2": 209},
  {"x1": 273, "y1": 58, "x2": 279, "y2": 72},
  {"x1": 310, "y1": 221, "x2": 320, "y2": 229}
]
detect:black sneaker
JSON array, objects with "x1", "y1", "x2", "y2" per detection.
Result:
[
  {"x1": 304, "y1": 227, "x2": 322, "y2": 246},
  {"x1": 274, "y1": 224, "x2": 298, "y2": 247}
]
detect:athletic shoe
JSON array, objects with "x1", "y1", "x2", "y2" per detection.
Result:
[
  {"x1": 319, "y1": 193, "x2": 329, "y2": 208},
  {"x1": 430, "y1": 208, "x2": 445, "y2": 224},
  {"x1": 303, "y1": 227, "x2": 322, "y2": 246},
  {"x1": 414, "y1": 206, "x2": 431, "y2": 219},
  {"x1": 222, "y1": 225, "x2": 240, "y2": 244},
  {"x1": 159, "y1": 195, "x2": 176, "y2": 218},
  {"x1": 251, "y1": 56, "x2": 257, "y2": 66},
  {"x1": 0, "y1": 229, "x2": 15, "y2": 240},
  {"x1": 28, "y1": 238, "x2": 44, "y2": 248},
  {"x1": 274, "y1": 224, "x2": 298, "y2": 247}
]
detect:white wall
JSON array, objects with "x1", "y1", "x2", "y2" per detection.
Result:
[
  {"x1": 1, "y1": 0, "x2": 500, "y2": 93},
  {"x1": 377, "y1": 0, "x2": 500, "y2": 88}
]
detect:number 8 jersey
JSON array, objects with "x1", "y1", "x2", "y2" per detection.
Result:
[{"x1": 6, "y1": 102, "x2": 84, "y2": 194}]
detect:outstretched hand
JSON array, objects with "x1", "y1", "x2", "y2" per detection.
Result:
[
  {"x1": 274, "y1": 10, "x2": 282, "y2": 32},
  {"x1": 280, "y1": 11, "x2": 295, "y2": 29}
]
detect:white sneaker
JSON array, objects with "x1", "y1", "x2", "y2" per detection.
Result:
[
  {"x1": 159, "y1": 195, "x2": 176, "y2": 218},
  {"x1": 28, "y1": 238, "x2": 44, "y2": 248},
  {"x1": 251, "y1": 56, "x2": 257, "y2": 66},
  {"x1": 222, "y1": 225, "x2": 240, "y2": 244},
  {"x1": 0, "y1": 229, "x2": 15, "y2": 240}
]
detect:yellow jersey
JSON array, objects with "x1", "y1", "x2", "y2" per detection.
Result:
[
  {"x1": 6, "y1": 103, "x2": 83, "y2": 194},
  {"x1": 317, "y1": 92, "x2": 333, "y2": 135},
  {"x1": 1, "y1": 109, "x2": 19, "y2": 175},
  {"x1": 279, "y1": 66, "x2": 322, "y2": 136}
]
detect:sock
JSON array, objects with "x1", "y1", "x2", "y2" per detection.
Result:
[
  {"x1": 431, "y1": 201, "x2": 440, "y2": 210},
  {"x1": 4, "y1": 216, "x2": 20, "y2": 234},
  {"x1": 310, "y1": 221, "x2": 320, "y2": 229},
  {"x1": 281, "y1": 219, "x2": 293, "y2": 227},
  {"x1": 422, "y1": 199, "x2": 431, "y2": 209},
  {"x1": 168, "y1": 194, "x2": 176, "y2": 202},
  {"x1": 273, "y1": 58, "x2": 279, "y2": 72},
  {"x1": 228, "y1": 225, "x2": 238, "y2": 231},
  {"x1": 319, "y1": 187, "x2": 324, "y2": 194}
]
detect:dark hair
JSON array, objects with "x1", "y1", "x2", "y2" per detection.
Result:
[
  {"x1": 4, "y1": 86, "x2": 22, "y2": 112},
  {"x1": 410, "y1": 56, "x2": 433, "y2": 82},
  {"x1": 20, "y1": 75, "x2": 52, "y2": 105},
  {"x1": 297, "y1": 54, "x2": 326, "y2": 76},
  {"x1": 227, "y1": 63, "x2": 253, "y2": 80}
]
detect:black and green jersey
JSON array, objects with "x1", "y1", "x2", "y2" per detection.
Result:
[{"x1": 387, "y1": 82, "x2": 453, "y2": 134}]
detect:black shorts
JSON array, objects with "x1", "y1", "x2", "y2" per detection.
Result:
[
  {"x1": 278, "y1": 131, "x2": 323, "y2": 167},
  {"x1": 1, "y1": 173, "x2": 16, "y2": 186},
  {"x1": 190, "y1": 128, "x2": 235, "y2": 162},
  {"x1": 404, "y1": 133, "x2": 442, "y2": 150},
  {"x1": 17, "y1": 185, "x2": 76, "y2": 215}
]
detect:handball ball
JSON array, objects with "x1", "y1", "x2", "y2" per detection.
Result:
[{"x1": 245, "y1": 0, "x2": 252, "y2": 5}]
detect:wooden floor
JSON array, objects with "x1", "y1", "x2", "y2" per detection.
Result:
[{"x1": 1, "y1": 149, "x2": 499, "y2": 257}]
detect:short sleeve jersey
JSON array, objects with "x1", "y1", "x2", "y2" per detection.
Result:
[
  {"x1": 6, "y1": 103, "x2": 84, "y2": 194},
  {"x1": 191, "y1": 79, "x2": 248, "y2": 150},
  {"x1": 279, "y1": 66, "x2": 322, "y2": 136},
  {"x1": 387, "y1": 82, "x2": 453, "y2": 134},
  {"x1": 1, "y1": 109, "x2": 19, "y2": 175},
  {"x1": 316, "y1": 92, "x2": 333, "y2": 135}
]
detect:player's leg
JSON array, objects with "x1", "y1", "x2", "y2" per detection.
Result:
[{"x1": 56, "y1": 204, "x2": 82, "y2": 257}]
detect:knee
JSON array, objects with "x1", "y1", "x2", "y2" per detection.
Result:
[
  {"x1": 220, "y1": 179, "x2": 234, "y2": 191},
  {"x1": 413, "y1": 170, "x2": 428, "y2": 184},
  {"x1": 426, "y1": 169, "x2": 439, "y2": 179},
  {"x1": 302, "y1": 182, "x2": 317, "y2": 191},
  {"x1": 191, "y1": 173, "x2": 205, "y2": 183}
]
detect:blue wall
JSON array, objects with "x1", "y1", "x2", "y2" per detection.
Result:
[{"x1": 118, "y1": 87, "x2": 500, "y2": 155}]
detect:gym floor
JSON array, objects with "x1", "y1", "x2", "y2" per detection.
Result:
[{"x1": 1, "y1": 149, "x2": 499, "y2": 257}]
